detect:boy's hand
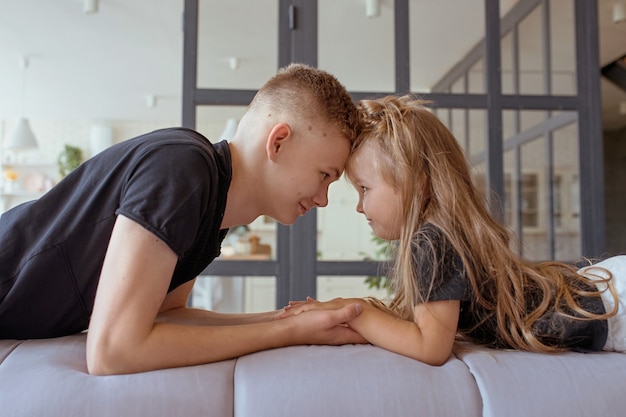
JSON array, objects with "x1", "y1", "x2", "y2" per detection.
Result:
[{"x1": 278, "y1": 296, "x2": 362, "y2": 319}]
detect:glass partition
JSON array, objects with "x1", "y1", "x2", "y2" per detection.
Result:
[
  {"x1": 501, "y1": 109, "x2": 581, "y2": 261},
  {"x1": 318, "y1": 0, "x2": 395, "y2": 92},
  {"x1": 410, "y1": 0, "x2": 485, "y2": 93},
  {"x1": 186, "y1": 0, "x2": 604, "y2": 306}
]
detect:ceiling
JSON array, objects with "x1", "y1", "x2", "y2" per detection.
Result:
[{"x1": 0, "y1": 0, "x2": 625, "y2": 130}]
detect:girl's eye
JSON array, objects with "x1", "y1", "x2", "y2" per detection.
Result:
[{"x1": 361, "y1": 186, "x2": 368, "y2": 193}]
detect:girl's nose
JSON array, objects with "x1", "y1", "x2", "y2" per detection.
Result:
[{"x1": 356, "y1": 199, "x2": 364, "y2": 213}]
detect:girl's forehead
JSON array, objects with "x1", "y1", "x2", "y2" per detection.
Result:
[{"x1": 354, "y1": 138, "x2": 380, "y2": 158}]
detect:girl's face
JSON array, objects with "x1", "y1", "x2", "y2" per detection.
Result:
[{"x1": 349, "y1": 141, "x2": 403, "y2": 240}]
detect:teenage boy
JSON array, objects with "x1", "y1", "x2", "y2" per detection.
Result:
[{"x1": 0, "y1": 63, "x2": 364, "y2": 375}]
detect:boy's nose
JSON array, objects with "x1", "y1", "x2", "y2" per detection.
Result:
[{"x1": 313, "y1": 186, "x2": 329, "y2": 207}]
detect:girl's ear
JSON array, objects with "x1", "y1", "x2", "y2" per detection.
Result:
[{"x1": 265, "y1": 123, "x2": 291, "y2": 162}]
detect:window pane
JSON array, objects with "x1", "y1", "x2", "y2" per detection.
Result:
[
  {"x1": 319, "y1": 0, "x2": 395, "y2": 92},
  {"x1": 410, "y1": 0, "x2": 484, "y2": 93},
  {"x1": 197, "y1": 0, "x2": 278, "y2": 89},
  {"x1": 550, "y1": 0, "x2": 577, "y2": 95},
  {"x1": 468, "y1": 59, "x2": 485, "y2": 94},
  {"x1": 520, "y1": 137, "x2": 547, "y2": 260},
  {"x1": 192, "y1": 276, "x2": 276, "y2": 313},
  {"x1": 317, "y1": 276, "x2": 391, "y2": 302},
  {"x1": 552, "y1": 121, "x2": 581, "y2": 260},
  {"x1": 317, "y1": 181, "x2": 381, "y2": 261},
  {"x1": 518, "y1": 4, "x2": 545, "y2": 95},
  {"x1": 438, "y1": 108, "x2": 486, "y2": 158},
  {"x1": 501, "y1": 30, "x2": 516, "y2": 95}
]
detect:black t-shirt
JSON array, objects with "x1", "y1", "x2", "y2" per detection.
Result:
[
  {"x1": 0, "y1": 128, "x2": 231, "y2": 339},
  {"x1": 412, "y1": 223, "x2": 608, "y2": 351}
]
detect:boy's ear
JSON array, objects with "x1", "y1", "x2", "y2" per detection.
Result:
[{"x1": 265, "y1": 123, "x2": 291, "y2": 162}]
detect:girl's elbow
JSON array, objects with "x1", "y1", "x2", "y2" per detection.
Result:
[
  {"x1": 424, "y1": 353, "x2": 451, "y2": 366},
  {"x1": 413, "y1": 345, "x2": 453, "y2": 366}
]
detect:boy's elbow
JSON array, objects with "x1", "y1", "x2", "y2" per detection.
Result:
[
  {"x1": 87, "y1": 347, "x2": 120, "y2": 376},
  {"x1": 86, "y1": 335, "x2": 133, "y2": 376}
]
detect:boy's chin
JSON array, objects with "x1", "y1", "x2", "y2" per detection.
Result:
[{"x1": 272, "y1": 213, "x2": 298, "y2": 226}]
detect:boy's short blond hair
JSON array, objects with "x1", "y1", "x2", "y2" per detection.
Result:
[{"x1": 250, "y1": 63, "x2": 360, "y2": 144}]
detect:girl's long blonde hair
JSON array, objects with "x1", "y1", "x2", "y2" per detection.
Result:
[{"x1": 348, "y1": 95, "x2": 617, "y2": 352}]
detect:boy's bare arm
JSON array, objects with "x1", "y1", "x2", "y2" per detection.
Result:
[
  {"x1": 86, "y1": 215, "x2": 363, "y2": 375},
  {"x1": 156, "y1": 280, "x2": 284, "y2": 326}
]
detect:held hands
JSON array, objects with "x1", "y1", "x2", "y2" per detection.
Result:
[
  {"x1": 279, "y1": 296, "x2": 361, "y2": 319},
  {"x1": 277, "y1": 297, "x2": 368, "y2": 345}
]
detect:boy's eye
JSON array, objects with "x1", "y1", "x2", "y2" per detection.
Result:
[{"x1": 321, "y1": 172, "x2": 330, "y2": 180}]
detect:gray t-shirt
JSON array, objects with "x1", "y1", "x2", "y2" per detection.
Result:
[{"x1": 412, "y1": 223, "x2": 607, "y2": 351}]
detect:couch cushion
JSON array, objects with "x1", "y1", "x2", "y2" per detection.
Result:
[
  {"x1": 457, "y1": 346, "x2": 626, "y2": 417},
  {"x1": 234, "y1": 344, "x2": 482, "y2": 417},
  {"x1": 0, "y1": 333, "x2": 235, "y2": 417},
  {"x1": 0, "y1": 339, "x2": 23, "y2": 363}
]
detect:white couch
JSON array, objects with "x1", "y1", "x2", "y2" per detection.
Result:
[{"x1": 1, "y1": 333, "x2": 625, "y2": 416}]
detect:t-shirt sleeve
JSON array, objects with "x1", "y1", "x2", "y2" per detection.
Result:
[
  {"x1": 412, "y1": 224, "x2": 470, "y2": 302},
  {"x1": 116, "y1": 144, "x2": 213, "y2": 258}
]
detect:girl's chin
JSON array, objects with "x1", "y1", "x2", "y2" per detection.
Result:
[{"x1": 370, "y1": 227, "x2": 397, "y2": 241}]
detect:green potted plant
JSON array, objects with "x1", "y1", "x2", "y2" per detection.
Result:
[
  {"x1": 361, "y1": 234, "x2": 395, "y2": 294},
  {"x1": 57, "y1": 144, "x2": 83, "y2": 178}
]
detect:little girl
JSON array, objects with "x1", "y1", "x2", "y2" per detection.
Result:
[{"x1": 282, "y1": 95, "x2": 625, "y2": 365}]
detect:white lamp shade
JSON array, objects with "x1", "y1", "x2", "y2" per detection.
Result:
[
  {"x1": 613, "y1": 3, "x2": 625, "y2": 23},
  {"x1": 3, "y1": 118, "x2": 39, "y2": 150},
  {"x1": 220, "y1": 118, "x2": 238, "y2": 140},
  {"x1": 365, "y1": 0, "x2": 380, "y2": 17},
  {"x1": 90, "y1": 124, "x2": 113, "y2": 156}
]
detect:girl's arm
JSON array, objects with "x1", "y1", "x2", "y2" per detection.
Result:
[{"x1": 282, "y1": 297, "x2": 460, "y2": 366}]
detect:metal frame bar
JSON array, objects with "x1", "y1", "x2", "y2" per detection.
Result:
[
  {"x1": 181, "y1": 0, "x2": 198, "y2": 128},
  {"x1": 394, "y1": 0, "x2": 410, "y2": 93},
  {"x1": 484, "y1": 0, "x2": 504, "y2": 220},
  {"x1": 575, "y1": 0, "x2": 605, "y2": 257},
  {"x1": 541, "y1": 0, "x2": 556, "y2": 258}
]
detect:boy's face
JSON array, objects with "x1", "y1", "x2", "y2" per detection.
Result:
[
  {"x1": 268, "y1": 122, "x2": 351, "y2": 225},
  {"x1": 349, "y1": 141, "x2": 403, "y2": 241}
]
